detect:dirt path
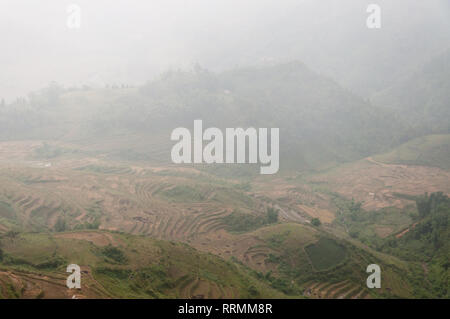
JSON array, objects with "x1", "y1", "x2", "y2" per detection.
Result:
[
  {"x1": 274, "y1": 204, "x2": 308, "y2": 223},
  {"x1": 396, "y1": 222, "x2": 418, "y2": 238},
  {"x1": 366, "y1": 157, "x2": 390, "y2": 167},
  {"x1": 422, "y1": 262, "x2": 429, "y2": 276}
]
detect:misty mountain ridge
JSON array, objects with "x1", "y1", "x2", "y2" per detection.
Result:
[
  {"x1": 2, "y1": 0, "x2": 450, "y2": 100},
  {"x1": 374, "y1": 48, "x2": 450, "y2": 135},
  {"x1": 0, "y1": 61, "x2": 414, "y2": 171}
]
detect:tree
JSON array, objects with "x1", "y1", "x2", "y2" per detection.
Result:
[
  {"x1": 54, "y1": 217, "x2": 66, "y2": 232},
  {"x1": 311, "y1": 218, "x2": 321, "y2": 226},
  {"x1": 266, "y1": 207, "x2": 279, "y2": 224},
  {"x1": 416, "y1": 193, "x2": 431, "y2": 218},
  {"x1": 5, "y1": 230, "x2": 19, "y2": 240}
]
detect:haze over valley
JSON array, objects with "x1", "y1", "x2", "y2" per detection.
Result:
[{"x1": 0, "y1": 0, "x2": 448, "y2": 299}]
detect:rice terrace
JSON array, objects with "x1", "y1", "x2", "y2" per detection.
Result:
[{"x1": 0, "y1": 0, "x2": 449, "y2": 304}]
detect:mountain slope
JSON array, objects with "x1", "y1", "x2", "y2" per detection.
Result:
[
  {"x1": 380, "y1": 192, "x2": 450, "y2": 298},
  {"x1": 373, "y1": 134, "x2": 450, "y2": 169},
  {"x1": 374, "y1": 49, "x2": 450, "y2": 135},
  {"x1": 0, "y1": 62, "x2": 408, "y2": 171},
  {"x1": 0, "y1": 230, "x2": 285, "y2": 298}
]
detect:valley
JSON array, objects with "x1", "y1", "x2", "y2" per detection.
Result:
[
  {"x1": 0, "y1": 135, "x2": 447, "y2": 299},
  {"x1": 1, "y1": 0, "x2": 449, "y2": 303}
]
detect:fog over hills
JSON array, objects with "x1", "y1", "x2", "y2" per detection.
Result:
[
  {"x1": 0, "y1": 1, "x2": 449, "y2": 301},
  {"x1": 374, "y1": 49, "x2": 450, "y2": 134},
  {"x1": 1, "y1": 62, "x2": 408, "y2": 170},
  {"x1": 1, "y1": 0, "x2": 450, "y2": 100}
]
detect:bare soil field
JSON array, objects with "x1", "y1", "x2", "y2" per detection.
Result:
[
  {"x1": 311, "y1": 157, "x2": 450, "y2": 210},
  {"x1": 297, "y1": 204, "x2": 335, "y2": 224},
  {"x1": 0, "y1": 268, "x2": 110, "y2": 299},
  {"x1": 55, "y1": 231, "x2": 122, "y2": 247}
]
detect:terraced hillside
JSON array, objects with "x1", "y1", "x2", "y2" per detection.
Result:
[
  {"x1": 303, "y1": 281, "x2": 370, "y2": 299},
  {"x1": 373, "y1": 134, "x2": 450, "y2": 170},
  {"x1": 0, "y1": 230, "x2": 284, "y2": 299},
  {"x1": 309, "y1": 156, "x2": 450, "y2": 211},
  {"x1": 187, "y1": 223, "x2": 414, "y2": 298},
  {"x1": 1, "y1": 11, "x2": 449, "y2": 301},
  {"x1": 0, "y1": 141, "x2": 268, "y2": 240},
  {"x1": 0, "y1": 140, "x2": 445, "y2": 298}
]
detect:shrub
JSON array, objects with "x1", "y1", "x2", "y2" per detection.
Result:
[
  {"x1": 266, "y1": 207, "x2": 279, "y2": 224},
  {"x1": 35, "y1": 257, "x2": 66, "y2": 269},
  {"x1": 54, "y1": 217, "x2": 66, "y2": 232},
  {"x1": 102, "y1": 246, "x2": 128, "y2": 264},
  {"x1": 223, "y1": 207, "x2": 279, "y2": 232},
  {"x1": 95, "y1": 267, "x2": 131, "y2": 280},
  {"x1": 73, "y1": 220, "x2": 100, "y2": 230},
  {"x1": 222, "y1": 210, "x2": 266, "y2": 232}
]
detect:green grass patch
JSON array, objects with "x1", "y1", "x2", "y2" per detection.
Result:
[
  {"x1": 159, "y1": 185, "x2": 207, "y2": 202},
  {"x1": 222, "y1": 208, "x2": 279, "y2": 233},
  {"x1": 373, "y1": 134, "x2": 450, "y2": 169},
  {"x1": 305, "y1": 238, "x2": 347, "y2": 271},
  {"x1": 0, "y1": 201, "x2": 16, "y2": 220}
]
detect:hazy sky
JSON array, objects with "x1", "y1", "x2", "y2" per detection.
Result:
[{"x1": 1, "y1": 0, "x2": 449, "y2": 101}]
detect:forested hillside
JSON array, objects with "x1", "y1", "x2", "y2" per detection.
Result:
[
  {"x1": 380, "y1": 193, "x2": 449, "y2": 298},
  {"x1": 374, "y1": 49, "x2": 450, "y2": 135},
  {"x1": 0, "y1": 62, "x2": 411, "y2": 170}
]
